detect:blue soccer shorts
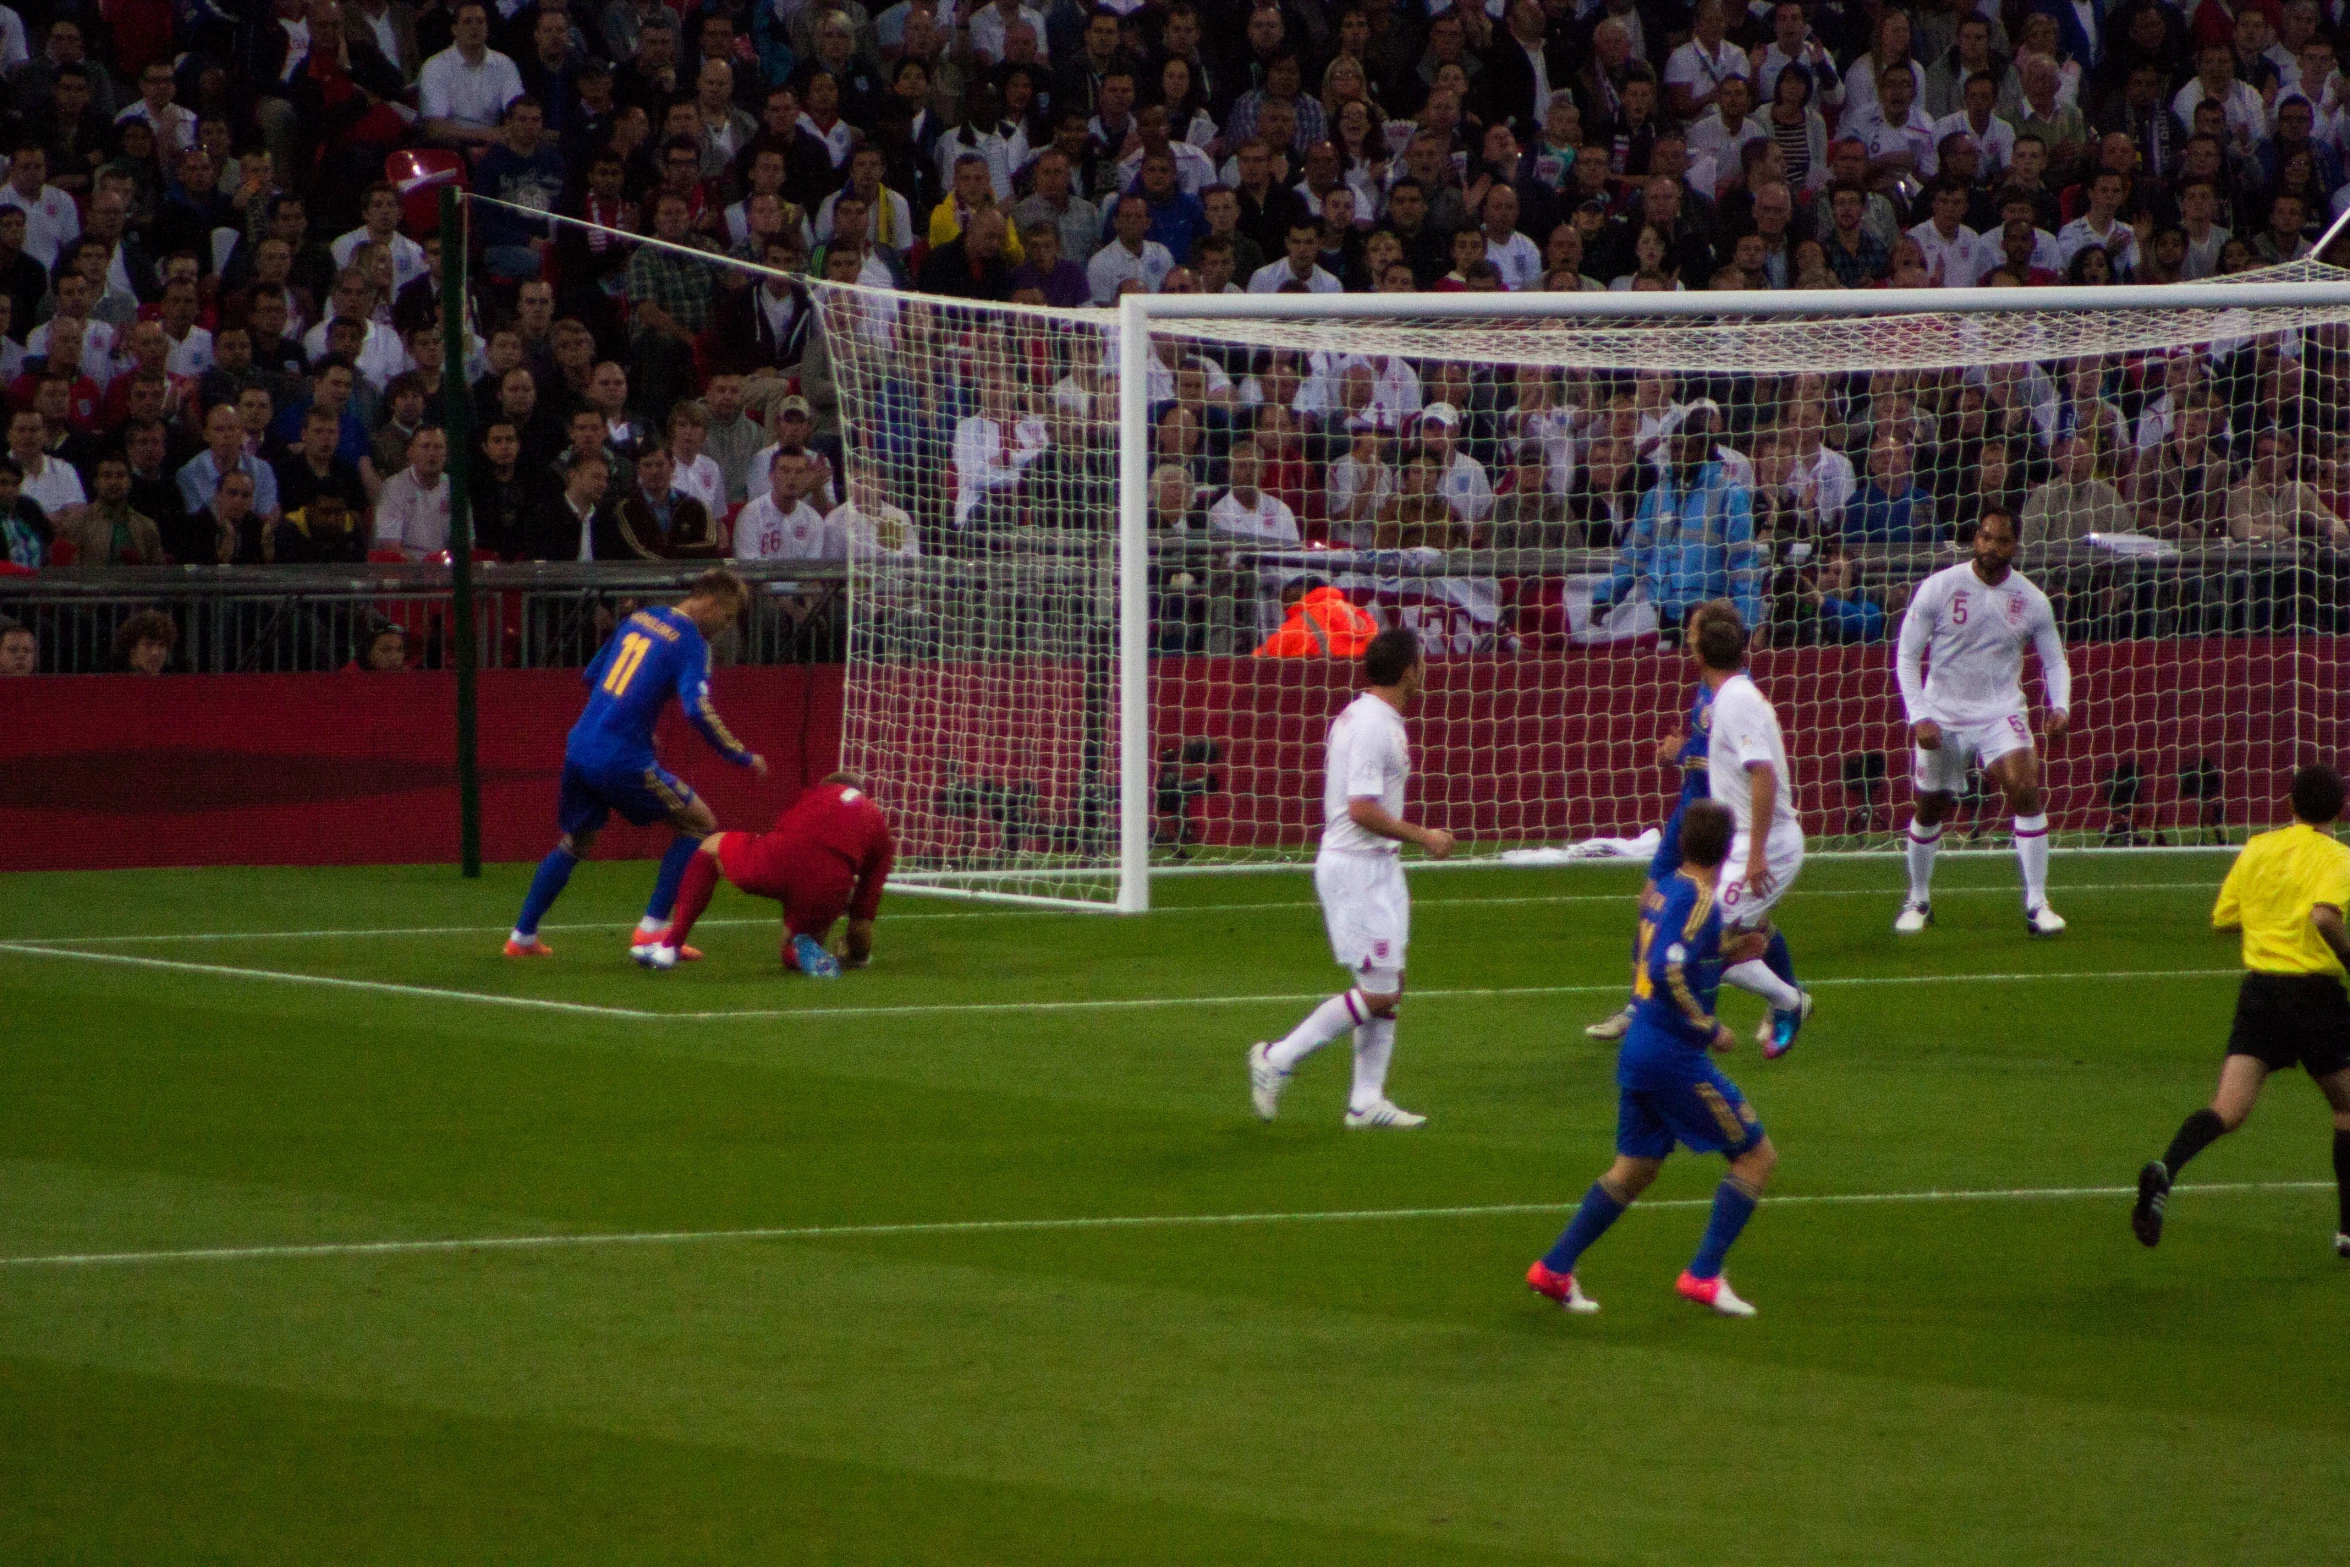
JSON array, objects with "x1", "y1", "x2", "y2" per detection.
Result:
[
  {"x1": 557, "y1": 755, "x2": 696, "y2": 835},
  {"x1": 1616, "y1": 1051, "x2": 1765, "y2": 1159}
]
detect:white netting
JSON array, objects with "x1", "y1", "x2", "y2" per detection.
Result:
[{"x1": 823, "y1": 275, "x2": 2350, "y2": 906}]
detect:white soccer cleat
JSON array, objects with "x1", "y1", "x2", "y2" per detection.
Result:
[
  {"x1": 1345, "y1": 1099, "x2": 1426, "y2": 1129},
  {"x1": 1247, "y1": 1042, "x2": 1288, "y2": 1121},
  {"x1": 2335, "y1": 1232, "x2": 2349, "y2": 1260},
  {"x1": 631, "y1": 941, "x2": 678, "y2": 971},
  {"x1": 1584, "y1": 1006, "x2": 1633, "y2": 1041},
  {"x1": 2025, "y1": 904, "x2": 2068, "y2": 936},
  {"x1": 1893, "y1": 901, "x2": 1932, "y2": 934},
  {"x1": 1675, "y1": 1271, "x2": 1758, "y2": 1317}
]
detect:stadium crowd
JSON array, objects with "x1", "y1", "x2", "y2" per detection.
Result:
[{"x1": 0, "y1": 0, "x2": 2348, "y2": 663}]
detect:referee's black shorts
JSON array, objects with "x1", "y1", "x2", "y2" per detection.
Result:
[{"x1": 2226, "y1": 972, "x2": 2350, "y2": 1078}]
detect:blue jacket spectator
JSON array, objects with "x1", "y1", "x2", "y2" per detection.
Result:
[
  {"x1": 1839, "y1": 435, "x2": 1938, "y2": 544},
  {"x1": 1600, "y1": 407, "x2": 1761, "y2": 630}
]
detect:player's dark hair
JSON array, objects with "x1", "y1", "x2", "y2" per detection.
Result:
[
  {"x1": 2291, "y1": 764, "x2": 2345, "y2": 825},
  {"x1": 1694, "y1": 614, "x2": 1746, "y2": 672},
  {"x1": 1967, "y1": 506, "x2": 2017, "y2": 546},
  {"x1": 1678, "y1": 800, "x2": 1733, "y2": 870},
  {"x1": 1362, "y1": 626, "x2": 1421, "y2": 687}
]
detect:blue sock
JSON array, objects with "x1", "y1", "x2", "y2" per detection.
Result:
[
  {"x1": 1688, "y1": 1178, "x2": 1760, "y2": 1280},
  {"x1": 515, "y1": 848, "x2": 577, "y2": 937},
  {"x1": 1763, "y1": 928, "x2": 1796, "y2": 988},
  {"x1": 644, "y1": 834, "x2": 704, "y2": 924},
  {"x1": 1541, "y1": 1181, "x2": 1627, "y2": 1275}
]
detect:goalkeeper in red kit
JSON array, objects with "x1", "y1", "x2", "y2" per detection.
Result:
[{"x1": 633, "y1": 772, "x2": 896, "y2": 975}]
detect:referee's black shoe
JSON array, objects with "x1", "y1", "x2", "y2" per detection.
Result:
[{"x1": 2132, "y1": 1161, "x2": 2171, "y2": 1248}]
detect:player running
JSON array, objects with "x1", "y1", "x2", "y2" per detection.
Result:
[
  {"x1": 1701, "y1": 613, "x2": 1812, "y2": 1056},
  {"x1": 1527, "y1": 799, "x2": 1779, "y2": 1317},
  {"x1": 1249, "y1": 627, "x2": 1452, "y2": 1129},
  {"x1": 2132, "y1": 764, "x2": 2350, "y2": 1258},
  {"x1": 633, "y1": 771, "x2": 896, "y2": 975},
  {"x1": 1893, "y1": 507, "x2": 2074, "y2": 936},
  {"x1": 505, "y1": 569, "x2": 767, "y2": 959}
]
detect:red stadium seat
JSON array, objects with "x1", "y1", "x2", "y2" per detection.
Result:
[{"x1": 386, "y1": 149, "x2": 468, "y2": 238}]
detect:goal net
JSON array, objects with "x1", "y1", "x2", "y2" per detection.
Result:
[{"x1": 826, "y1": 267, "x2": 2350, "y2": 910}]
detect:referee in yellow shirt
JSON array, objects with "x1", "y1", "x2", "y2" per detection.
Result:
[{"x1": 2133, "y1": 765, "x2": 2350, "y2": 1256}]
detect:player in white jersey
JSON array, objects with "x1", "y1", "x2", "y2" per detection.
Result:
[
  {"x1": 1893, "y1": 507, "x2": 2074, "y2": 936},
  {"x1": 1249, "y1": 628, "x2": 1454, "y2": 1128},
  {"x1": 1698, "y1": 613, "x2": 1814, "y2": 1058}
]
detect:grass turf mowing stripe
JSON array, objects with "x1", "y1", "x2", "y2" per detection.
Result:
[
  {"x1": 0, "y1": 1181, "x2": 2324, "y2": 1270},
  {"x1": 7, "y1": 882, "x2": 2223, "y2": 947},
  {"x1": 0, "y1": 940, "x2": 2241, "y2": 1020},
  {"x1": 0, "y1": 940, "x2": 2242, "y2": 1020}
]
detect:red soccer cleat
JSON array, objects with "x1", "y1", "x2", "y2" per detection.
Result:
[
  {"x1": 1526, "y1": 1259, "x2": 1599, "y2": 1314},
  {"x1": 1674, "y1": 1270, "x2": 1758, "y2": 1317},
  {"x1": 503, "y1": 937, "x2": 554, "y2": 958}
]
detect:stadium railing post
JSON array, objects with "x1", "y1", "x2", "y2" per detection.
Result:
[{"x1": 442, "y1": 185, "x2": 481, "y2": 880}]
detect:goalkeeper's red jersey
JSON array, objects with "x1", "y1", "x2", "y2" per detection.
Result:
[{"x1": 723, "y1": 780, "x2": 896, "y2": 924}]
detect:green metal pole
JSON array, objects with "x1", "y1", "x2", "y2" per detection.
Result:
[{"x1": 442, "y1": 184, "x2": 481, "y2": 879}]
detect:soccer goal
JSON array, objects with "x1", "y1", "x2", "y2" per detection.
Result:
[{"x1": 826, "y1": 267, "x2": 2350, "y2": 912}]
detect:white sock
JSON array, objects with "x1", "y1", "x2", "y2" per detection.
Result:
[
  {"x1": 1269, "y1": 990, "x2": 1363, "y2": 1072},
  {"x1": 1724, "y1": 959, "x2": 1800, "y2": 1011},
  {"x1": 1349, "y1": 1017, "x2": 1397, "y2": 1111},
  {"x1": 635, "y1": 916, "x2": 664, "y2": 936},
  {"x1": 2015, "y1": 814, "x2": 2050, "y2": 908},
  {"x1": 1904, "y1": 821, "x2": 1941, "y2": 904}
]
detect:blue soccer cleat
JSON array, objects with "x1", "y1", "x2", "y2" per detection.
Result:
[
  {"x1": 791, "y1": 934, "x2": 842, "y2": 978},
  {"x1": 1763, "y1": 987, "x2": 1813, "y2": 1060}
]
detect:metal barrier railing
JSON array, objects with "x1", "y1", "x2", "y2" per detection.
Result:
[{"x1": 0, "y1": 562, "x2": 850, "y2": 675}]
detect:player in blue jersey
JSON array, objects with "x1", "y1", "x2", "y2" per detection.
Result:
[
  {"x1": 504, "y1": 569, "x2": 768, "y2": 958},
  {"x1": 1529, "y1": 799, "x2": 1779, "y2": 1317},
  {"x1": 1586, "y1": 601, "x2": 1730, "y2": 1043}
]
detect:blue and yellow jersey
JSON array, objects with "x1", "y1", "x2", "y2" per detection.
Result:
[
  {"x1": 1625, "y1": 870, "x2": 1726, "y2": 1055},
  {"x1": 567, "y1": 606, "x2": 753, "y2": 770},
  {"x1": 1675, "y1": 683, "x2": 1715, "y2": 810}
]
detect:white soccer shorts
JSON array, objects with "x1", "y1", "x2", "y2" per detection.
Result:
[
  {"x1": 1315, "y1": 849, "x2": 1409, "y2": 990},
  {"x1": 1719, "y1": 823, "x2": 1806, "y2": 930},
  {"x1": 1913, "y1": 711, "x2": 2034, "y2": 796}
]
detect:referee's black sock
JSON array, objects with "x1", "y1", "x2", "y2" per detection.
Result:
[
  {"x1": 2333, "y1": 1129, "x2": 2350, "y2": 1235},
  {"x1": 2162, "y1": 1109, "x2": 2228, "y2": 1178}
]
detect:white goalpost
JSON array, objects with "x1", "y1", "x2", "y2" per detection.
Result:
[{"x1": 826, "y1": 267, "x2": 2350, "y2": 912}]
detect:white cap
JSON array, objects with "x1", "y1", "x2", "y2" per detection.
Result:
[{"x1": 1420, "y1": 401, "x2": 1460, "y2": 427}]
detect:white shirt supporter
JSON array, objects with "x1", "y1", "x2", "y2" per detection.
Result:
[
  {"x1": 1206, "y1": 486, "x2": 1300, "y2": 543},
  {"x1": 1897, "y1": 561, "x2": 2072, "y2": 726},
  {"x1": 733, "y1": 493, "x2": 837, "y2": 560},
  {"x1": 1906, "y1": 220, "x2": 1994, "y2": 287},
  {"x1": 1321, "y1": 690, "x2": 1410, "y2": 857},
  {"x1": 1708, "y1": 672, "x2": 1801, "y2": 838}
]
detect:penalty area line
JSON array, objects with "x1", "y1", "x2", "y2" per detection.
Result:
[
  {"x1": 6, "y1": 881, "x2": 2221, "y2": 948},
  {"x1": 0, "y1": 1180, "x2": 2325, "y2": 1271},
  {"x1": 0, "y1": 941, "x2": 2241, "y2": 1022}
]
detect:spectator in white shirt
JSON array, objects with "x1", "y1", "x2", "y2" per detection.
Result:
[
  {"x1": 8, "y1": 407, "x2": 83, "y2": 526},
  {"x1": 2055, "y1": 168, "x2": 2140, "y2": 275},
  {"x1": 115, "y1": 60, "x2": 198, "y2": 154},
  {"x1": 374, "y1": 425, "x2": 454, "y2": 558},
  {"x1": 419, "y1": 0, "x2": 526, "y2": 148},
  {"x1": 733, "y1": 449, "x2": 837, "y2": 560},
  {"x1": 1247, "y1": 216, "x2": 1343, "y2": 293},
  {"x1": 0, "y1": 145, "x2": 80, "y2": 270},
  {"x1": 1205, "y1": 436, "x2": 1301, "y2": 543},
  {"x1": 1687, "y1": 74, "x2": 1769, "y2": 178},
  {"x1": 1851, "y1": 61, "x2": 1937, "y2": 181},
  {"x1": 1664, "y1": 0, "x2": 1749, "y2": 121},
  {"x1": 950, "y1": 370, "x2": 1048, "y2": 526},
  {"x1": 1906, "y1": 179, "x2": 1995, "y2": 286},
  {"x1": 2173, "y1": 41, "x2": 2267, "y2": 150},
  {"x1": 1933, "y1": 72, "x2": 2014, "y2": 178},
  {"x1": 968, "y1": 0, "x2": 1050, "y2": 67},
  {"x1": 332, "y1": 184, "x2": 433, "y2": 293},
  {"x1": 1418, "y1": 402, "x2": 1493, "y2": 523},
  {"x1": 666, "y1": 400, "x2": 725, "y2": 512},
  {"x1": 1087, "y1": 194, "x2": 1175, "y2": 303},
  {"x1": 1480, "y1": 186, "x2": 1544, "y2": 291}
]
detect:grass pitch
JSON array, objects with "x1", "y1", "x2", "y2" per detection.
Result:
[{"x1": 2, "y1": 850, "x2": 2345, "y2": 1564}]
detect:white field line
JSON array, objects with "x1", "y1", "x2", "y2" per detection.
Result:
[
  {"x1": 0, "y1": 1180, "x2": 2324, "y2": 1271},
  {"x1": 4, "y1": 881, "x2": 2221, "y2": 948},
  {"x1": 0, "y1": 940, "x2": 2239, "y2": 1022}
]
